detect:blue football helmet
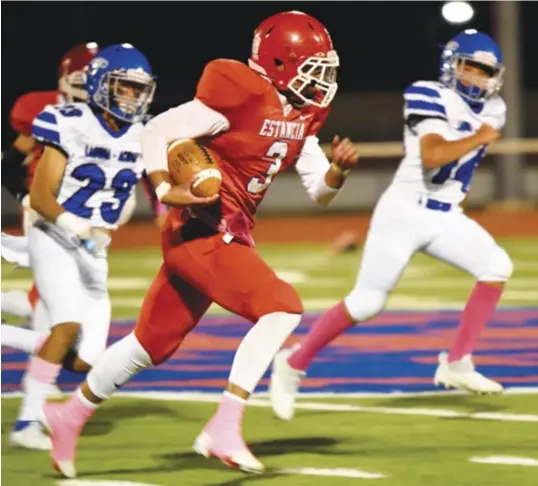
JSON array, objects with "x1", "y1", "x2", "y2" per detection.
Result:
[
  {"x1": 439, "y1": 30, "x2": 504, "y2": 104},
  {"x1": 86, "y1": 43, "x2": 156, "y2": 123}
]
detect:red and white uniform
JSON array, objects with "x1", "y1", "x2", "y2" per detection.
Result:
[
  {"x1": 10, "y1": 91, "x2": 64, "y2": 189},
  {"x1": 136, "y1": 59, "x2": 338, "y2": 363}
]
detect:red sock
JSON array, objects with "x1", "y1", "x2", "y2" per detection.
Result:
[
  {"x1": 28, "y1": 283, "x2": 39, "y2": 310},
  {"x1": 448, "y1": 282, "x2": 503, "y2": 363},
  {"x1": 288, "y1": 301, "x2": 355, "y2": 371}
]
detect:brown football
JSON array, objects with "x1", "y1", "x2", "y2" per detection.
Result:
[{"x1": 167, "y1": 139, "x2": 222, "y2": 197}]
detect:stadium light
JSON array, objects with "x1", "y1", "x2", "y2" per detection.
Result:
[{"x1": 441, "y1": 1, "x2": 475, "y2": 24}]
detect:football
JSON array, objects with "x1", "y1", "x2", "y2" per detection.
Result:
[{"x1": 167, "y1": 139, "x2": 222, "y2": 197}]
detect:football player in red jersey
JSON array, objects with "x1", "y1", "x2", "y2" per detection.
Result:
[
  {"x1": 41, "y1": 11, "x2": 359, "y2": 478},
  {"x1": 2, "y1": 43, "x2": 100, "y2": 321}
]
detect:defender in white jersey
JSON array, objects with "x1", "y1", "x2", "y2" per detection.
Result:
[
  {"x1": 270, "y1": 30, "x2": 512, "y2": 420},
  {"x1": 5, "y1": 44, "x2": 156, "y2": 453}
]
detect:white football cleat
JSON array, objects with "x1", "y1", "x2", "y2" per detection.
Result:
[
  {"x1": 269, "y1": 347, "x2": 305, "y2": 421},
  {"x1": 193, "y1": 431, "x2": 264, "y2": 474},
  {"x1": 434, "y1": 352, "x2": 504, "y2": 394},
  {"x1": 9, "y1": 421, "x2": 52, "y2": 450}
]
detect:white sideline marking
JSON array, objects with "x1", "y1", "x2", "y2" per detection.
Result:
[
  {"x1": 58, "y1": 480, "x2": 161, "y2": 486},
  {"x1": 3, "y1": 388, "x2": 537, "y2": 400},
  {"x1": 251, "y1": 400, "x2": 538, "y2": 423},
  {"x1": 278, "y1": 467, "x2": 387, "y2": 479},
  {"x1": 386, "y1": 295, "x2": 461, "y2": 310},
  {"x1": 1, "y1": 277, "x2": 152, "y2": 291},
  {"x1": 4, "y1": 390, "x2": 536, "y2": 423},
  {"x1": 503, "y1": 290, "x2": 538, "y2": 300},
  {"x1": 255, "y1": 386, "x2": 538, "y2": 398},
  {"x1": 469, "y1": 456, "x2": 538, "y2": 467}
]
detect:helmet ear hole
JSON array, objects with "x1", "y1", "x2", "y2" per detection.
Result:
[{"x1": 274, "y1": 58, "x2": 285, "y2": 71}]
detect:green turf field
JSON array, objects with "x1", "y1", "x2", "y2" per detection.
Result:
[
  {"x1": 2, "y1": 393, "x2": 538, "y2": 486},
  {"x1": 2, "y1": 236, "x2": 538, "y2": 320},
  {"x1": 2, "y1": 236, "x2": 537, "y2": 485}
]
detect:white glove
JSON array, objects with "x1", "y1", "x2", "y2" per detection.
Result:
[
  {"x1": 55, "y1": 212, "x2": 92, "y2": 240},
  {"x1": 87, "y1": 229, "x2": 112, "y2": 253}
]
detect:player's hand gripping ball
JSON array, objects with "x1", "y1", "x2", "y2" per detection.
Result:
[{"x1": 167, "y1": 139, "x2": 222, "y2": 197}]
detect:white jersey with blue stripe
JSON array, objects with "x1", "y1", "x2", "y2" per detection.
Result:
[
  {"x1": 32, "y1": 103, "x2": 145, "y2": 230},
  {"x1": 390, "y1": 80, "x2": 506, "y2": 204}
]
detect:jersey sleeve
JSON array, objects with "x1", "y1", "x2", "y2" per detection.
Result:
[
  {"x1": 10, "y1": 93, "x2": 43, "y2": 136},
  {"x1": 31, "y1": 104, "x2": 72, "y2": 155},
  {"x1": 195, "y1": 59, "x2": 262, "y2": 113},
  {"x1": 295, "y1": 135, "x2": 339, "y2": 206},
  {"x1": 413, "y1": 118, "x2": 454, "y2": 140},
  {"x1": 403, "y1": 82, "x2": 448, "y2": 121},
  {"x1": 481, "y1": 96, "x2": 507, "y2": 131}
]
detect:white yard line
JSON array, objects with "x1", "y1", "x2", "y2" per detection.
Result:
[
  {"x1": 58, "y1": 481, "x2": 161, "y2": 486},
  {"x1": 4, "y1": 390, "x2": 537, "y2": 423},
  {"x1": 469, "y1": 456, "x2": 538, "y2": 467},
  {"x1": 277, "y1": 467, "x2": 387, "y2": 479}
]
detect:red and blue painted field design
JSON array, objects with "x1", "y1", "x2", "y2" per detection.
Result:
[{"x1": 2, "y1": 308, "x2": 538, "y2": 394}]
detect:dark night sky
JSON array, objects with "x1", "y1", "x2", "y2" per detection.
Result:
[{"x1": 2, "y1": 1, "x2": 537, "y2": 145}]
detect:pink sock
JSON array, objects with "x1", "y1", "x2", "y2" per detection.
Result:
[
  {"x1": 288, "y1": 301, "x2": 355, "y2": 371},
  {"x1": 203, "y1": 392, "x2": 248, "y2": 452},
  {"x1": 208, "y1": 392, "x2": 246, "y2": 429},
  {"x1": 61, "y1": 389, "x2": 98, "y2": 427},
  {"x1": 448, "y1": 282, "x2": 503, "y2": 362},
  {"x1": 28, "y1": 356, "x2": 62, "y2": 384}
]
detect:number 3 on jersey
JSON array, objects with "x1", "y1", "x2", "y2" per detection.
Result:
[{"x1": 247, "y1": 141, "x2": 288, "y2": 194}]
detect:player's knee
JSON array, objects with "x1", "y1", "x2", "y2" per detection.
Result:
[
  {"x1": 134, "y1": 326, "x2": 180, "y2": 365},
  {"x1": 259, "y1": 312, "x2": 302, "y2": 336},
  {"x1": 278, "y1": 283, "x2": 303, "y2": 315},
  {"x1": 252, "y1": 280, "x2": 303, "y2": 318},
  {"x1": 479, "y1": 247, "x2": 513, "y2": 282},
  {"x1": 86, "y1": 332, "x2": 153, "y2": 400},
  {"x1": 77, "y1": 339, "x2": 107, "y2": 368},
  {"x1": 344, "y1": 286, "x2": 388, "y2": 322}
]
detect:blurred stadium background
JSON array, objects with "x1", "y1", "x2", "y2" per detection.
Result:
[{"x1": 2, "y1": 2, "x2": 537, "y2": 485}]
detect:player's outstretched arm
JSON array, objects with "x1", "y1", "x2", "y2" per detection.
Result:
[
  {"x1": 30, "y1": 146, "x2": 92, "y2": 239},
  {"x1": 420, "y1": 123, "x2": 501, "y2": 169},
  {"x1": 295, "y1": 135, "x2": 359, "y2": 206}
]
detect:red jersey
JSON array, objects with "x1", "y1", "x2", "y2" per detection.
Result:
[
  {"x1": 169, "y1": 59, "x2": 329, "y2": 246},
  {"x1": 10, "y1": 90, "x2": 62, "y2": 186}
]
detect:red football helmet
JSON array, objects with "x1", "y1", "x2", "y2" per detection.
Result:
[
  {"x1": 58, "y1": 42, "x2": 100, "y2": 102},
  {"x1": 248, "y1": 11, "x2": 339, "y2": 108}
]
